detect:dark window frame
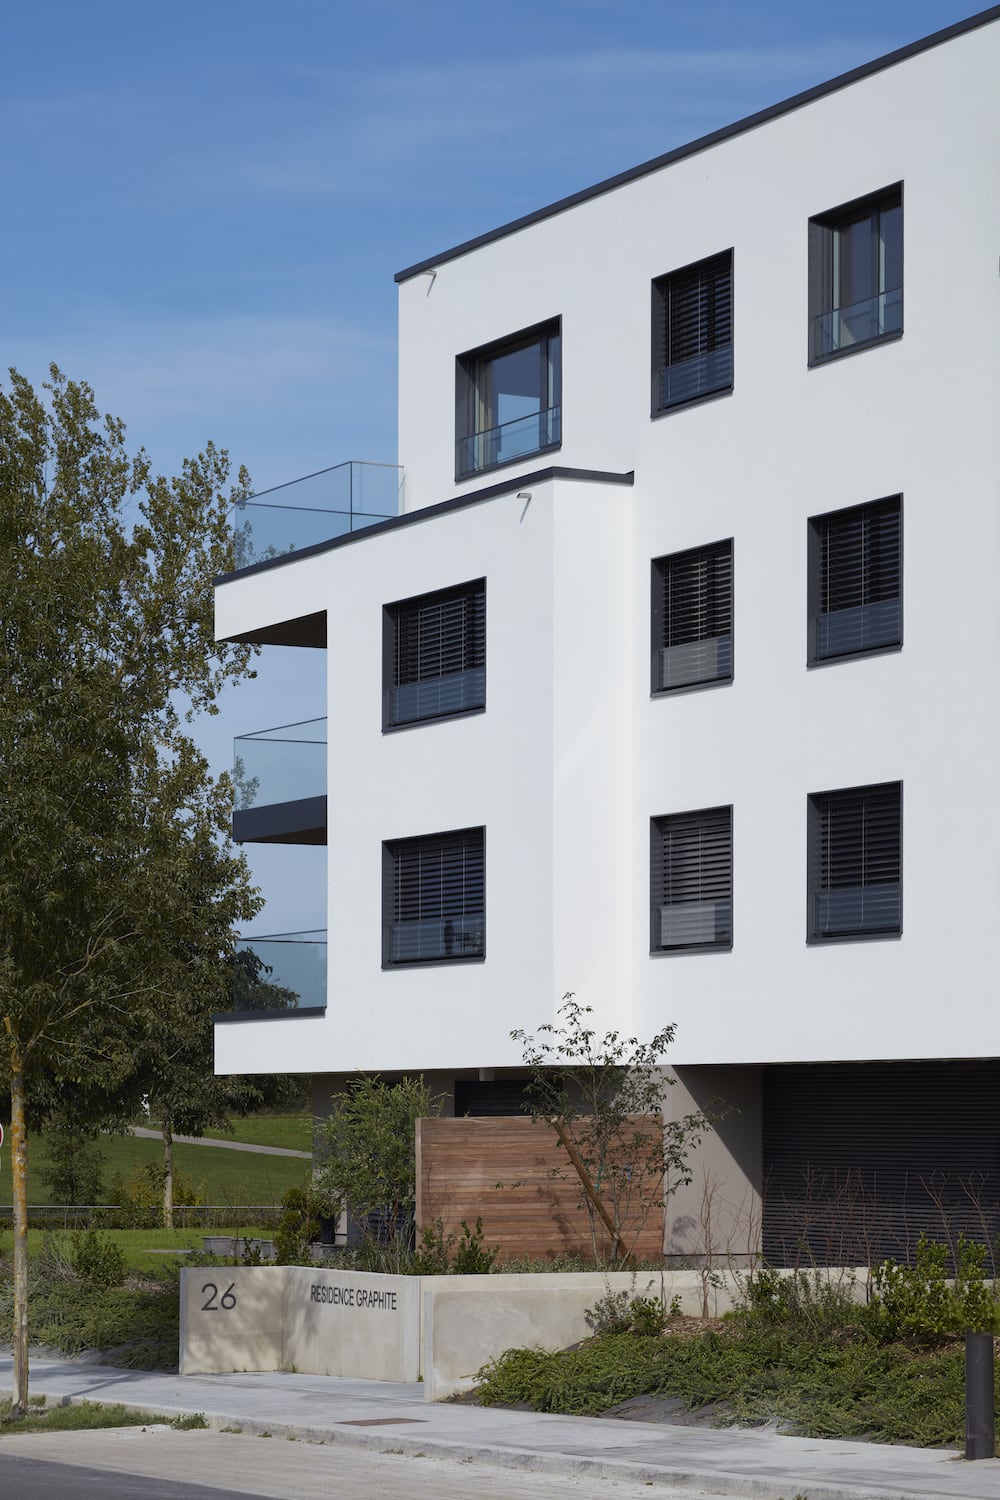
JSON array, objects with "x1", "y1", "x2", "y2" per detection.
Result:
[
  {"x1": 382, "y1": 825, "x2": 486, "y2": 969},
  {"x1": 807, "y1": 782, "x2": 902, "y2": 944},
  {"x1": 807, "y1": 496, "x2": 902, "y2": 667},
  {"x1": 808, "y1": 184, "x2": 903, "y2": 367},
  {"x1": 383, "y1": 579, "x2": 486, "y2": 731},
  {"x1": 651, "y1": 250, "x2": 733, "y2": 416},
  {"x1": 455, "y1": 318, "x2": 562, "y2": 481},
  {"x1": 650, "y1": 805, "x2": 733, "y2": 954},
  {"x1": 651, "y1": 539, "x2": 734, "y2": 695}
]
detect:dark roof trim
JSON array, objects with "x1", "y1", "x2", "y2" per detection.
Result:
[
  {"x1": 215, "y1": 466, "x2": 634, "y2": 584},
  {"x1": 395, "y1": 7, "x2": 1000, "y2": 283}
]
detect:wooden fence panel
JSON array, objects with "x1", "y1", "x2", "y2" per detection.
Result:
[{"x1": 415, "y1": 1115, "x2": 664, "y2": 1264}]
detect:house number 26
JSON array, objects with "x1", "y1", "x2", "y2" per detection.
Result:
[{"x1": 201, "y1": 1282, "x2": 237, "y2": 1311}]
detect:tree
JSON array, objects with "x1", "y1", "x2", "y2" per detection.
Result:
[
  {"x1": 512, "y1": 996, "x2": 709, "y2": 1268},
  {"x1": 313, "y1": 1075, "x2": 444, "y2": 1267},
  {"x1": 0, "y1": 366, "x2": 256, "y2": 1416}
]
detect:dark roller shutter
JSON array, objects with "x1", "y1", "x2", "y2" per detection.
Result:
[
  {"x1": 389, "y1": 580, "x2": 486, "y2": 724},
  {"x1": 809, "y1": 782, "x2": 901, "y2": 939},
  {"x1": 655, "y1": 251, "x2": 733, "y2": 409},
  {"x1": 385, "y1": 827, "x2": 484, "y2": 964},
  {"x1": 813, "y1": 496, "x2": 901, "y2": 660},
  {"x1": 653, "y1": 541, "x2": 733, "y2": 691},
  {"x1": 454, "y1": 1077, "x2": 535, "y2": 1116},
  {"x1": 763, "y1": 1061, "x2": 1000, "y2": 1266},
  {"x1": 650, "y1": 807, "x2": 732, "y2": 950}
]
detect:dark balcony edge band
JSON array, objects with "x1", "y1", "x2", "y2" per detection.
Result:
[
  {"x1": 214, "y1": 1005, "x2": 328, "y2": 1024},
  {"x1": 215, "y1": 466, "x2": 635, "y2": 586},
  {"x1": 233, "y1": 794, "x2": 328, "y2": 845}
]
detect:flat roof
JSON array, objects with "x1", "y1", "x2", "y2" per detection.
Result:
[{"x1": 395, "y1": 6, "x2": 1000, "y2": 283}]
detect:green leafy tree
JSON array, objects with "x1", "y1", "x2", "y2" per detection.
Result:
[
  {"x1": 0, "y1": 366, "x2": 255, "y2": 1416},
  {"x1": 313, "y1": 1075, "x2": 444, "y2": 1268},
  {"x1": 512, "y1": 995, "x2": 709, "y2": 1268}
]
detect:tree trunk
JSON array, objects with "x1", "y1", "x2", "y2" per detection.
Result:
[
  {"x1": 551, "y1": 1117, "x2": 631, "y2": 1267},
  {"x1": 10, "y1": 1049, "x2": 30, "y2": 1418},
  {"x1": 162, "y1": 1122, "x2": 174, "y2": 1230}
]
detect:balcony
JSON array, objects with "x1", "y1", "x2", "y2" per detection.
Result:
[
  {"x1": 232, "y1": 930, "x2": 327, "y2": 1013},
  {"x1": 232, "y1": 460, "x2": 403, "y2": 571},
  {"x1": 233, "y1": 718, "x2": 327, "y2": 845},
  {"x1": 456, "y1": 406, "x2": 560, "y2": 479}
]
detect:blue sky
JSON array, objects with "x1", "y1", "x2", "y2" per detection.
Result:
[{"x1": 3, "y1": 0, "x2": 983, "y2": 931}]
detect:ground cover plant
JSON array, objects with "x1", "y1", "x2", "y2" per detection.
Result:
[{"x1": 475, "y1": 1249, "x2": 1000, "y2": 1449}]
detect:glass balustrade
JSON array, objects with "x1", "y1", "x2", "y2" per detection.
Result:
[
  {"x1": 232, "y1": 461, "x2": 402, "y2": 569},
  {"x1": 232, "y1": 930, "x2": 327, "y2": 1011},
  {"x1": 234, "y1": 718, "x2": 326, "y2": 810}
]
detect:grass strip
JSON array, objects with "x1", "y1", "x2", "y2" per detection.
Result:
[{"x1": 0, "y1": 1397, "x2": 207, "y2": 1434}]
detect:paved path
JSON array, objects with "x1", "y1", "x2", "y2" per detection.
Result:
[
  {"x1": 129, "y1": 1126, "x2": 311, "y2": 1159},
  {"x1": 1, "y1": 1355, "x2": 998, "y2": 1500}
]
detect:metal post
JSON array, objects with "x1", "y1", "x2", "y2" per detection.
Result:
[{"x1": 965, "y1": 1331, "x2": 995, "y2": 1460}]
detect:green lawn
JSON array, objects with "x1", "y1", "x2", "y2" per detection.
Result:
[
  {"x1": 171, "y1": 1112, "x2": 312, "y2": 1152},
  {"x1": 4, "y1": 1226, "x2": 271, "y2": 1273},
  {"x1": 20, "y1": 1127, "x2": 310, "y2": 1207}
]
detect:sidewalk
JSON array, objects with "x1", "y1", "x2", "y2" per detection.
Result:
[{"x1": 1, "y1": 1354, "x2": 997, "y2": 1500}]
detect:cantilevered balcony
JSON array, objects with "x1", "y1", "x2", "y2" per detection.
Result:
[
  {"x1": 233, "y1": 460, "x2": 402, "y2": 571},
  {"x1": 231, "y1": 930, "x2": 327, "y2": 1014},
  {"x1": 233, "y1": 718, "x2": 327, "y2": 845}
]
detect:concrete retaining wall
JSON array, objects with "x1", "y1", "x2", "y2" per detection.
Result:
[{"x1": 180, "y1": 1265, "x2": 867, "y2": 1398}]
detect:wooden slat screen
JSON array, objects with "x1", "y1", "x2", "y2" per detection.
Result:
[{"x1": 415, "y1": 1115, "x2": 665, "y2": 1264}]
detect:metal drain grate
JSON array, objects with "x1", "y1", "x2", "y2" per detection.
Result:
[{"x1": 337, "y1": 1417, "x2": 427, "y2": 1426}]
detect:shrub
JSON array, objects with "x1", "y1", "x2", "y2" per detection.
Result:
[
  {"x1": 451, "y1": 1217, "x2": 499, "y2": 1275},
  {"x1": 69, "y1": 1230, "x2": 127, "y2": 1289},
  {"x1": 868, "y1": 1234, "x2": 999, "y2": 1342},
  {"x1": 273, "y1": 1186, "x2": 323, "y2": 1265},
  {"x1": 39, "y1": 1127, "x2": 105, "y2": 1205},
  {"x1": 585, "y1": 1283, "x2": 669, "y2": 1336}
]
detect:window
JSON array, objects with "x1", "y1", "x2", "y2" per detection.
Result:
[
  {"x1": 383, "y1": 827, "x2": 485, "y2": 966},
  {"x1": 808, "y1": 783, "x2": 901, "y2": 941},
  {"x1": 456, "y1": 320, "x2": 561, "y2": 478},
  {"x1": 650, "y1": 806, "x2": 732, "y2": 952},
  {"x1": 384, "y1": 580, "x2": 485, "y2": 728},
  {"x1": 809, "y1": 186, "x2": 902, "y2": 364},
  {"x1": 652, "y1": 540, "x2": 733, "y2": 692},
  {"x1": 652, "y1": 251, "x2": 733, "y2": 413},
  {"x1": 808, "y1": 497, "x2": 900, "y2": 664}
]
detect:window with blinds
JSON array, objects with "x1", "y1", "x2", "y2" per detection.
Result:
[
  {"x1": 808, "y1": 782, "x2": 901, "y2": 941},
  {"x1": 652, "y1": 250, "x2": 733, "y2": 413},
  {"x1": 383, "y1": 827, "x2": 485, "y2": 966},
  {"x1": 384, "y1": 579, "x2": 486, "y2": 728},
  {"x1": 652, "y1": 541, "x2": 733, "y2": 692},
  {"x1": 808, "y1": 497, "x2": 901, "y2": 663},
  {"x1": 650, "y1": 807, "x2": 732, "y2": 952}
]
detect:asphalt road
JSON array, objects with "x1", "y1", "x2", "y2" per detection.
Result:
[{"x1": 0, "y1": 1428, "x2": 718, "y2": 1500}]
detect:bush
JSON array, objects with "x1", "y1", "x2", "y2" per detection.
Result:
[
  {"x1": 39, "y1": 1127, "x2": 105, "y2": 1205},
  {"x1": 738, "y1": 1267, "x2": 863, "y2": 1339},
  {"x1": 584, "y1": 1282, "x2": 671, "y2": 1336},
  {"x1": 451, "y1": 1217, "x2": 499, "y2": 1275},
  {"x1": 273, "y1": 1186, "x2": 323, "y2": 1265},
  {"x1": 868, "y1": 1234, "x2": 999, "y2": 1342},
  {"x1": 69, "y1": 1230, "x2": 127, "y2": 1289}
]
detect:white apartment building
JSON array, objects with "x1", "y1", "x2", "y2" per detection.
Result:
[{"x1": 215, "y1": 7, "x2": 1000, "y2": 1264}]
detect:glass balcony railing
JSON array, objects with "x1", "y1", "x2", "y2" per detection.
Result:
[
  {"x1": 232, "y1": 461, "x2": 402, "y2": 569},
  {"x1": 811, "y1": 288, "x2": 902, "y2": 361},
  {"x1": 232, "y1": 930, "x2": 327, "y2": 1012},
  {"x1": 456, "y1": 406, "x2": 560, "y2": 478},
  {"x1": 234, "y1": 718, "x2": 326, "y2": 811}
]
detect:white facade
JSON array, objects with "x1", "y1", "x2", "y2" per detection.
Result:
[{"x1": 216, "y1": 10, "x2": 1000, "y2": 1261}]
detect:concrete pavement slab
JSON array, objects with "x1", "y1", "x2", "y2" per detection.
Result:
[{"x1": 1, "y1": 1354, "x2": 998, "y2": 1500}]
